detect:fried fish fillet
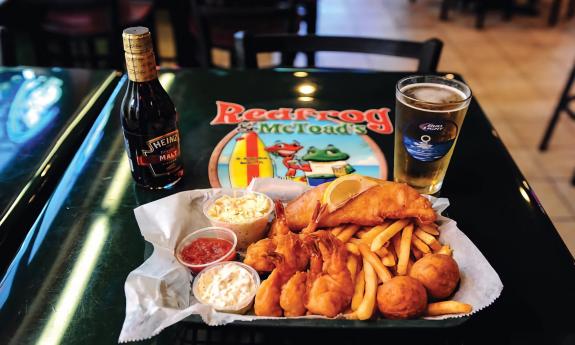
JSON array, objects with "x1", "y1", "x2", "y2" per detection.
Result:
[{"x1": 285, "y1": 181, "x2": 436, "y2": 230}]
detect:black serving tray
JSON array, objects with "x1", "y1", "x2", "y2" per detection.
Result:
[{"x1": 183, "y1": 314, "x2": 469, "y2": 329}]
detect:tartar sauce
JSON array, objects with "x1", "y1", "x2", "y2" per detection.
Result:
[
  {"x1": 195, "y1": 263, "x2": 256, "y2": 310},
  {"x1": 207, "y1": 193, "x2": 270, "y2": 224}
]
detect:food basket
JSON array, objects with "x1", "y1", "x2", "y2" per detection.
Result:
[{"x1": 119, "y1": 178, "x2": 502, "y2": 343}]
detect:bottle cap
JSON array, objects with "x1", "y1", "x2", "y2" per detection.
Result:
[
  {"x1": 123, "y1": 26, "x2": 157, "y2": 82},
  {"x1": 123, "y1": 27, "x2": 153, "y2": 53}
]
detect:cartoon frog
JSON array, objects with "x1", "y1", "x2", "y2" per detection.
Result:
[
  {"x1": 265, "y1": 140, "x2": 311, "y2": 178},
  {"x1": 302, "y1": 145, "x2": 355, "y2": 186}
]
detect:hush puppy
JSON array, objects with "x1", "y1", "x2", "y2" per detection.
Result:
[
  {"x1": 376, "y1": 276, "x2": 427, "y2": 319},
  {"x1": 410, "y1": 254, "x2": 460, "y2": 299}
]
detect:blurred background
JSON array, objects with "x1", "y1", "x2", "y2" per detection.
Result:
[{"x1": 0, "y1": 0, "x2": 573, "y2": 253}]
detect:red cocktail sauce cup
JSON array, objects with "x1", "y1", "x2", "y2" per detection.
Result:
[{"x1": 175, "y1": 227, "x2": 237, "y2": 274}]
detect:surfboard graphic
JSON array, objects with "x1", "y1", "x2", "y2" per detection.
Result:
[{"x1": 229, "y1": 132, "x2": 274, "y2": 187}]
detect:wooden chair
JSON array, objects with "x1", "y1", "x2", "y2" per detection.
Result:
[
  {"x1": 549, "y1": 0, "x2": 575, "y2": 25},
  {"x1": 234, "y1": 32, "x2": 443, "y2": 72},
  {"x1": 35, "y1": 0, "x2": 155, "y2": 69},
  {"x1": 187, "y1": 0, "x2": 299, "y2": 67},
  {"x1": 0, "y1": 26, "x2": 16, "y2": 66},
  {"x1": 539, "y1": 60, "x2": 575, "y2": 185}
]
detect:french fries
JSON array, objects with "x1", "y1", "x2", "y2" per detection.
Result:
[
  {"x1": 407, "y1": 257, "x2": 414, "y2": 275},
  {"x1": 391, "y1": 232, "x2": 402, "y2": 257},
  {"x1": 348, "y1": 237, "x2": 362, "y2": 245},
  {"x1": 360, "y1": 221, "x2": 391, "y2": 244},
  {"x1": 374, "y1": 247, "x2": 395, "y2": 267},
  {"x1": 346, "y1": 242, "x2": 360, "y2": 256},
  {"x1": 429, "y1": 240, "x2": 442, "y2": 252},
  {"x1": 355, "y1": 228, "x2": 368, "y2": 238},
  {"x1": 382, "y1": 251, "x2": 396, "y2": 267},
  {"x1": 414, "y1": 229, "x2": 442, "y2": 251},
  {"x1": 371, "y1": 219, "x2": 410, "y2": 251},
  {"x1": 338, "y1": 225, "x2": 360, "y2": 243},
  {"x1": 347, "y1": 254, "x2": 359, "y2": 283},
  {"x1": 356, "y1": 259, "x2": 377, "y2": 320},
  {"x1": 397, "y1": 224, "x2": 413, "y2": 275},
  {"x1": 412, "y1": 236, "x2": 431, "y2": 254},
  {"x1": 426, "y1": 301, "x2": 472, "y2": 316},
  {"x1": 351, "y1": 270, "x2": 365, "y2": 311},
  {"x1": 411, "y1": 245, "x2": 423, "y2": 260},
  {"x1": 358, "y1": 243, "x2": 392, "y2": 283},
  {"x1": 306, "y1": 216, "x2": 466, "y2": 320},
  {"x1": 419, "y1": 224, "x2": 440, "y2": 236},
  {"x1": 374, "y1": 247, "x2": 389, "y2": 258},
  {"x1": 437, "y1": 244, "x2": 453, "y2": 256},
  {"x1": 330, "y1": 225, "x2": 345, "y2": 237}
]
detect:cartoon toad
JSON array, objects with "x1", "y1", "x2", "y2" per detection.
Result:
[{"x1": 302, "y1": 145, "x2": 355, "y2": 186}]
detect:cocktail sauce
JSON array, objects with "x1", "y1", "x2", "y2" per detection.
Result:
[{"x1": 180, "y1": 238, "x2": 233, "y2": 265}]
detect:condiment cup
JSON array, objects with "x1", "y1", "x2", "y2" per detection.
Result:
[
  {"x1": 203, "y1": 190, "x2": 273, "y2": 251},
  {"x1": 175, "y1": 227, "x2": 237, "y2": 274},
  {"x1": 192, "y1": 261, "x2": 260, "y2": 315}
]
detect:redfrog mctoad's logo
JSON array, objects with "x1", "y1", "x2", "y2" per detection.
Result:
[
  {"x1": 208, "y1": 101, "x2": 390, "y2": 188},
  {"x1": 210, "y1": 101, "x2": 393, "y2": 135}
]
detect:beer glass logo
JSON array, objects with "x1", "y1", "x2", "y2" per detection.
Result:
[
  {"x1": 403, "y1": 120, "x2": 458, "y2": 162},
  {"x1": 419, "y1": 123, "x2": 444, "y2": 131}
]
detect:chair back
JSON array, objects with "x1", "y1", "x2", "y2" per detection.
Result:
[
  {"x1": 0, "y1": 27, "x2": 16, "y2": 66},
  {"x1": 190, "y1": 0, "x2": 298, "y2": 67},
  {"x1": 234, "y1": 31, "x2": 443, "y2": 72}
]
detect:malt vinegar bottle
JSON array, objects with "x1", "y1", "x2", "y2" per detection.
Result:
[{"x1": 121, "y1": 27, "x2": 184, "y2": 189}]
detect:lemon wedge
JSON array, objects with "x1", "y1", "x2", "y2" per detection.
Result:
[{"x1": 322, "y1": 174, "x2": 380, "y2": 213}]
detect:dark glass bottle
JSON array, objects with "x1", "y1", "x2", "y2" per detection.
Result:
[{"x1": 121, "y1": 27, "x2": 184, "y2": 189}]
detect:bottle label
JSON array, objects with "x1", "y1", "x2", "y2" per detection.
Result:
[
  {"x1": 402, "y1": 120, "x2": 458, "y2": 162},
  {"x1": 124, "y1": 130, "x2": 182, "y2": 176}
]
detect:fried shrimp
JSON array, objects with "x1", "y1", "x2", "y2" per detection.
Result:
[
  {"x1": 244, "y1": 238, "x2": 276, "y2": 272},
  {"x1": 254, "y1": 253, "x2": 296, "y2": 316},
  {"x1": 268, "y1": 200, "x2": 291, "y2": 238},
  {"x1": 305, "y1": 232, "x2": 354, "y2": 317},
  {"x1": 280, "y1": 271, "x2": 308, "y2": 317},
  {"x1": 245, "y1": 201, "x2": 308, "y2": 272},
  {"x1": 275, "y1": 231, "x2": 308, "y2": 272}
]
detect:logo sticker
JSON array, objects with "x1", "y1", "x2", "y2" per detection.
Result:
[
  {"x1": 403, "y1": 120, "x2": 458, "y2": 162},
  {"x1": 136, "y1": 130, "x2": 181, "y2": 176}
]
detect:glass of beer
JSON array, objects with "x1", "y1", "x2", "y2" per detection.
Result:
[{"x1": 394, "y1": 75, "x2": 472, "y2": 195}]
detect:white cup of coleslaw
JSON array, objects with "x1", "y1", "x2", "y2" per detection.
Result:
[{"x1": 203, "y1": 189, "x2": 273, "y2": 251}]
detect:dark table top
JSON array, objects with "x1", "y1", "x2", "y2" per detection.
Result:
[
  {"x1": 0, "y1": 67, "x2": 120, "y2": 274},
  {"x1": 0, "y1": 69, "x2": 573, "y2": 345}
]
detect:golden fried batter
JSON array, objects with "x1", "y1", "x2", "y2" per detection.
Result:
[
  {"x1": 286, "y1": 182, "x2": 436, "y2": 230},
  {"x1": 244, "y1": 238, "x2": 276, "y2": 272},
  {"x1": 377, "y1": 276, "x2": 427, "y2": 319},
  {"x1": 409, "y1": 254, "x2": 460, "y2": 299},
  {"x1": 254, "y1": 254, "x2": 296, "y2": 316},
  {"x1": 305, "y1": 232, "x2": 354, "y2": 317},
  {"x1": 280, "y1": 271, "x2": 308, "y2": 317}
]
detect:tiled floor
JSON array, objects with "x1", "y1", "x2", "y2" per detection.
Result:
[
  {"x1": 318, "y1": 1, "x2": 575, "y2": 256},
  {"x1": 157, "y1": 0, "x2": 575, "y2": 255}
]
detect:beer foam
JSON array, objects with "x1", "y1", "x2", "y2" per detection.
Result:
[{"x1": 400, "y1": 83, "x2": 468, "y2": 112}]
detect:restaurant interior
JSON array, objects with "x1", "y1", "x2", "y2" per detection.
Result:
[
  {"x1": 0, "y1": 1, "x2": 574, "y2": 345},
  {"x1": 2, "y1": 0, "x2": 572, "y2": 254}
]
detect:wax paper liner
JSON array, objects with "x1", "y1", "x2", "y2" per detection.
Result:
[{"x1": 118, "y1": 178, "x2": 503, "y2": 343}]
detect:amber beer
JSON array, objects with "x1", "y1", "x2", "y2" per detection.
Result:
[{"x1": 394, "y1": 76, "x2": 471, "y2": 194}]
